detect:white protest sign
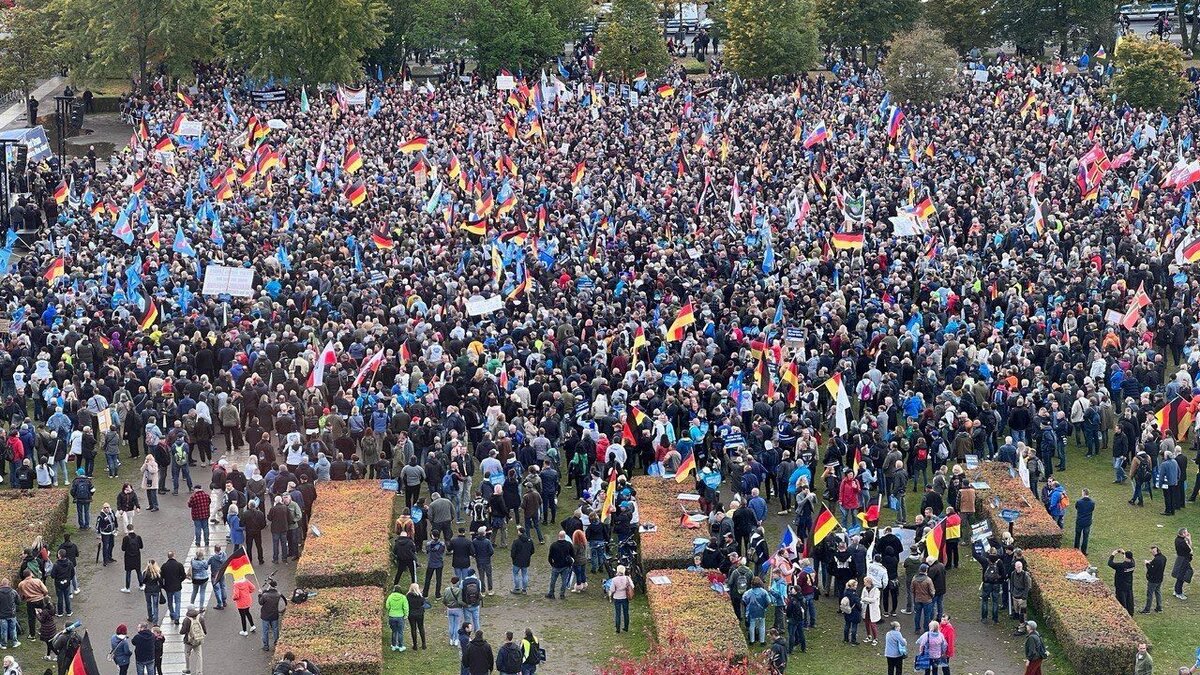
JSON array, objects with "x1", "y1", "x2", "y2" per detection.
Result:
[
  {"x1": 201, "y1": 264, "x2": 256, "y2": 297},
  {"x1": 465, "y1": 294, "x2": 504, "y2": 316},
  {"x1": 496, "y1": 75, "x2": 515, "y2": 91}
]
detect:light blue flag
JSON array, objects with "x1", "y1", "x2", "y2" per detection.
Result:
[
  {"x1": 173, "y1": 229, "x2": 196, "y2": 257},
  {"x1": 300, "y1": 86, "x2": 310, "y2": 113},
  {"x1": 774, "y1": 296, "x2": 784, "y2": 325},
  {"x1": 277, "y1": 244, "x2": 291, "y2": 271}
]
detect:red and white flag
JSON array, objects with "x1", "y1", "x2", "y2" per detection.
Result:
[
  {"x1": 307, "y1": 341, "x2": 337, "y2": 388},
  {"x1": 350, "y1": 349, "x2": 385, "y2": 389},
  {"x1": 1120, "y1": 282, "x2": 1151, "y2": 330}
]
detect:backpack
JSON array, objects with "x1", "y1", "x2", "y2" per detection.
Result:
[
  {"x1": 731, "y1": 568, "x2": 750, "y2": 595},
  {"x1": 71, "y1": 479, "x2": 89, "y2": 501},
  {"x1": 173, "y1": 443, "x2": 188, "y2": 466},
  {"x1": 916, "y1": 447, "x2": 928, "y2": 461},
  {"x1": 839, "y1": 596, "x2": 852, "y2": 614},
  {"x1": 462, "y1": 577, "x2": 481, "y2": 606},
  {"x1": 1056, "y1": 491, "x2": 1068, "y2": 512},
  {"x1": 185, "y1": 616, "x2": 205, "y2": 647},
  {"x1": 497, "y1": 643, "x2": 523, "y2": 672},
  {"x1": 1136, "y1": 458, "x2": 1151, "y2": 482},
  {"x1": 441, "y1": 472, "x2": 454, "y2": 494},
  {"x1": 984, "y1": 561, "x2": 1002, "y2": 584}
]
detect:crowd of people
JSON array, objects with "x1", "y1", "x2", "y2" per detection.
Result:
[{"x1": 1, "y1": 38, "x2": 1200, "y2": 674}]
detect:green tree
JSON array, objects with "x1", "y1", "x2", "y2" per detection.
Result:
[
  {"x1": 0, "y1": 2, "x2": 56, "y2": 102},
  {"x1": 1111, "y1": 36, "x2": 1187, "y2": 112},
  {"x1": 881, "y1": 22, "x2": 959, "y2": 103},
  {"x1": 461, "y1": 0, "x2": 565, "y2": 74},
  {"x1": 219, "y1": 0, "x2": 388, "y2": 85},
  {"x1": 816, "y1": 0, "x2": 918, "y2": 57},
  {"x1": 49, "y1": 0, "x2": 219, "y2": 91},
  {"x1": 723, "y1": 0, "x2": 820, "y2": 79},
  {"x1": 994, "y1": 0, "x2": 1114, "y2": 57},
  {"x1": 921, "y1": 0, "x2": 995, "y2": 53},
  {"x1": 595, "y1": 0, "x2": 670, "y2": 80}
]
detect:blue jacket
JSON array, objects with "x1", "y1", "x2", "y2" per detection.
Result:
[
  {"x1": 1074, "y1": 497, "x2": 1095, "y2": 529},
  {"x1": 1047, "y1": 486, "x2": 1066, "y2": 517},
  {"x1": 111, "y1": 634, "x2": 132, "y2": 666},
  {"x1": 884, "y1": 629, "x2": 908, "y2": 658},
  {"x1": 228, "y1": 513, "x2": 245, "y2": 545},
  {"x1": 1157, "y1": 459, "x2": 1179, "y2": 486},
  {"x1": 741, "y1": 587, "x2": 770, "y2": 619}
]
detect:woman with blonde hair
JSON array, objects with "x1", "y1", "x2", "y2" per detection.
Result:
[
  {"x1": 141, "y1": 560, "x2": 162, "y2": 624},
  {"x1": 406, "y1": 583, "x2": 426, "y2": 650}
]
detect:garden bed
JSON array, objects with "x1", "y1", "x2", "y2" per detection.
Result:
[
  {"x1": 1022, "y1": 548, "x2": 1148, "y2": 675},
  {"x1": 295, "y1": 482, "x2": 394, "y2": 589},
  {"x1": 973, "y1": 461, "x2": 1063, "y2": 549},
  {"x1": 630, "y1": 476, "x2": 703, "y2": 570},
  {"x1": 273, "y1": 585, "x2": 384, "y2": 675},
  {"x1": 644, "y1": 568, "x2": 746, "y2": 661},
  {"x1": 0, "y1": 489, "x2": 68, "y2": 582}
]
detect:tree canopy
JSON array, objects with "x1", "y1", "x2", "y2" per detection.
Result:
[
  {"x1": 723, "y1": 0, "x2": 820, "y2": 79},
  {"x1": 882, "y1": 22, "x2": 959, "y2": 104},
  {"x1": 595, "y1": 0, "x2": 671, "y2": 80},
  {"x1": 1111, "y1": 36, "x2": 1187, "y2": 112}
]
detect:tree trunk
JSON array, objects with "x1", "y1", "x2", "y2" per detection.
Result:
[{"x1": 1177, "y1": 0, "x2": 1191, "y2": 53}]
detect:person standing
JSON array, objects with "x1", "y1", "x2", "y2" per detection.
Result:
[
  {"x1": 546, "y1": 531, "x2": 574, "y2": 600},
  {"x1": 463, "y1": 630, "x2": 494, "y2": 675},
  {"x1": 471, "y1": 527, "x2": 496, "y2": 597},
  {"x1": 207, "y1": 546, "x2": 228, "y2": 610},
  {"x1": 884, "y1": 621, "x2": 907, "y2": 675},
  {"x1": 386, "y1": 584, "x2": 409, "y2": 652},
  {"x1": 258, "y1": 580, "x2": 285, "y2": 651},
  {"x1": 520, "y1": 628, "x2": 541, "y2": 675},
  {"x1": 179, "y1": 608, "x2": 206, "y2": 674},
  {"x1": 141, "y1": 561, "x2": 162, "y2": 625},
  {"x1": 496, "y1": 631, "x2": 523, "y2": 675},
  {"x1": 121, "y1": 525, "x2": 144, "y2": 593},
  {"x1": 442, "y1": 576, "x2": 464, "y2": 647},
  {"x1": 1141, "y1": 545, "x2": 1168, "y2": 613},
  {"x1": 161, "y1": 552, "x2": 186, "y2": 624},
  {"x1": 510, "y1": 526, "x2": 533, "y2": 594},
  {"x1": 1133, "y1": 642, "x2": 1154, "y2": 675},
  {"x1": 1073, "y1": 489, "x2": 1095, "y2": 554},
  {"x1": 188, "y1": 486, "x2": 211, "y2": 548},
  {"x1": 131, "y1": 623, "x2": 156, "y2": 675},
  {"x1": 392, "y1": 530, "x2": 417, "y2": 588},
  {"x1": 838, "y1": 579, "x2": 861, "y2": 646},
  {"x1": 608, "y1": 565, "x2": 634, "y2": 633},
  {"x1": 407, "y1": 584, "x2": 427, "y2": 651},
  {"x1": 97, "y1": 504, "x2": 118, "y2": 565},
  {"x1": 49, "y1": 550, "x2": 73, "y2": 617},
  {"x1": 69, "y1": 468, "x2": 94, "y2": 530},
  {"x1": 117, "y1": 483, "x2": 141, "y2": 530},
  {"x1": 1023, "y1": 621, "x2": 1047, "y2": 675},
  {"x1": 915, "y1": 620, "x2": 949, "y2": 675},
  {"x1": 241, "y1": 500, "x2": 266, "y2": 565},
  {"x1": 16, "y1": 569, "x2": 47, "y2": 640},
  {"x1": 1173, "y1": 527, "x2": 1193, "y2": 600},
  {"x1": 232, "y1": 578, "x2": 256, "y2": 636},
  {"x1": 110, "y1": 624, "x2": 132, "y2": 675},
  {"x1": 424, "y1": 532, "x2": 447, "y2": 598},
  {"x1": 910, "y1": 563, "x2": 935, "y2": 633},
  {"x1": 0, "y1": 579, "x2": 20, "y2": 649},
  {"x1": 1108, "y1": 549, "x2": 1136, "y2": 615}
]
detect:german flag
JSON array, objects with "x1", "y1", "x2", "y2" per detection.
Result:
[
  {"x1": 1154, "y1": 397, "x2": 1195, "y2": 441},
  {"x1": 252, "y1": 119, "x2": 270, "y2": 142},
  {"x1": 569, "y1": 161, "x2": 585, "y2": 190},
  {"x1": 497, "y1": 229, "x2": 528, "y2": 246},
  {"x1": 496, "y1": 191, "x2": 517, "y2": 217},
  {"x1": 812, "y1": 506, "x2": 838, "y2": 545},
  {"x1": 238, "y1": 167, "x2": 257, "y2": 188},
  {"x1": 1176, "y1": 236, "x2": 1200, "y2": 264},
  {"x1": 257, "y1": 149, "x2": 281, "y2": 174},
  {"x1": 399, "y1": 136, "x2": 428, "y2": 153},
  {"x1": 139, "y1": 298, "x2": 158, "y2": 330},
  {"x1": 475, "y1": 190, "x2": 495, "y2": 218},
  {"x1": 151, "y1": 135, "x2": 174, "y2": 154},
  {"x1": 215, "y1": 180, "x2": 234, "y2": 202},
  {"x1": 915, "y1": 197, "x2": 936, "y2": 221},
  {"x1": 448, "y1": 154, "x2": 464, "y2": 189},
  {"x1": 502, "y1": 113, "x2": 517, "y2": 139},
  {"x1": 225, "y1": 549, "x2": 255, "y2": 581},
  {"x1": 342, "y1": 141, "x2": 363, "y2": 173},
  {"x1": 343, "y1": 181, "x2": 367, "y2": 207},
  {"x1": 131, "y1": 171, "x2": 147, "y2": 194},
  {"x1": 43, "y1": 256, "x2": 66, "y2": 284},
  {"x1": 631, "y1": 325, "x2": 648, "y2": 365},
  {"x1": 53, "y1": 180, "x2": 69, "y2": 205},
  {"x1": 656, "y1": 83, "x2": 676, "y2": 98},
  {"x1": 65, "y1": 631, "x2": 102, "y2": 675},
  {"x1": 460, "y1": 221, "x2": 486, "y2": 237},
  {"x1": 506, "y1": 265, "x2": 531, "y2": 302},
  {"x1": 621, "y1": 405, "x2": 648, "y2": 444},
  {"x1": 600, "y1": 468, "x2": 619, "y2": 522},
  {"x1": 176, "y1": 91, "x2": 193, "y2": 108},
  {"x1": 89, "y1": 201, "x2": 104, "y2": 219},
  {"x1": 924, "y1": 518, "x2": 946, "y2": 561},
  {"x1": 782, "y1": 361, "x2": 800, "y2": 404},
  {"x1": 371, "y1": 232, "x2": 395, "y2": 250},
  {"x1": 170, "y1": 114, "x2": 186, "y2": 135},
  {"x1": 665, "y1": 302, "x2": 695, "y2": 342},
  {"x1": 831, "y1": 232, "x2": 865, "y2": 250},
  {"x1": 674, "y1": 450, "x2": 696, "y2": 483}
]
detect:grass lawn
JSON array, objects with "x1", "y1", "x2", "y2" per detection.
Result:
[{"x1": 1056, "y1": 436, "x2": 1198, "y2": 670}]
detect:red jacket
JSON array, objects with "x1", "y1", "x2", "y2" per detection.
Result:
[
  {"x1": 838, "y1": 477, "x2": 860, "y2": 510},
  {"x1": 188, "y1": 491, "x2": 211, "y2": 521},
  {"x1": 940, "y1": 620, "x2": 956, "y2": 658},
  {"x1": 7, "y1": 436, "x2": 23, "y2": 462}
]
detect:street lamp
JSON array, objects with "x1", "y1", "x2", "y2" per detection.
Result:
[{"x1": 54, "y1": 93, "x2": 76, "y2": 159}]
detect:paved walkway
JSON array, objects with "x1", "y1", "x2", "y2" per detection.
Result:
[
  {"x1": 67, "y1": 438, "x2": 293, "y2": 675},
  {"x1": 0, "y1": 76, "x2": 65, "y2": 130}
]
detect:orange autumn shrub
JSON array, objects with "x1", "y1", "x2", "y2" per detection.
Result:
[
  {"x1": 974, "y1": 461, "x2": 1063, "y2": 549},
  {"x1": 643, "y1": 568, "x2": 747, "y2": 661},
  {"x1": 0, "y1": 489, "x2": 68, "y2": 582},
  {"x1": 632, "y1": 476, "x2": 703, "y2": 570},
  {"x1": 601, "y1": 633, "x2": 772, "y2": 674},
  {"x1": 1023, "y1": 548, "x2": 1148, "y2": 675},
  {"x1": 295, "y1": 482, "x2": 394, "y2": 589},
  {"x1": 273, "y1": 585, "x2": 383, "y2": 675}
]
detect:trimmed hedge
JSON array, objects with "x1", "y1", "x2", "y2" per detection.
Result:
[
  {"x1": 1022, "y1": 548, "x2": 1148, "y2": 675},
  {"x1": 295, "y1": 482, "x2": 394, "y2": 590},
  {"x1": 0, "y1": 489, "x2": 68, "y2": 582},
  {"x1": 273, "y1": 585, "x2": 384, "y2": 675},
  {"x1": 974, "y1": 461, "x2": 1063, "y2": 549},
  {"x1": 644, "y1": 568, "x2": 747, "y2": 660},
  {"x1": 631, "y1": 476, "x2": 701, "y2": 570}
]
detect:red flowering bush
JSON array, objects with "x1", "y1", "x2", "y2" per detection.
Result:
[
  {"x1": 1023, "y1": 548, "x2": 1148, "y2": 675},
  {"x1": 295, "y1": 482, "x2": 394, "y2": 589},
  {"x1": 0, "y1": 489, "x2": 68, "y2": 582},
  {"x1": 632, "y1": 477, "x2": 703, "y2": 569},
  {"x1": 601, "y1": 634, "x2": 772, "y2": 674},
  {"x1": 643, "y1": 568, "x2": 747, "y2": 661},
  {"x1": 974, "y1": 462, "x2": 1063, "y2": 549},
  {"x1": 273, "y1": 585, "x2": 383, "y2": 675}
]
